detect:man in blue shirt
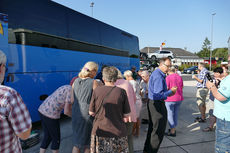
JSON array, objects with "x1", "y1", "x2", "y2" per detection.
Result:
[
  {"x1": 143, "y1": 58, "x2": 177, "y2": 153},
  {"x1": 192, "y1": 63, "x2": 209, "y2": 122},
  {"x1": 206, "y1": 55, "x2": 230, "y2": 153}
]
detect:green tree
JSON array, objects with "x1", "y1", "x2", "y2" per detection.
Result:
[
  {"x1": 212, "y1": 48, "x2": 228, "y2": 61},
  {"x1": 197, "y1": 37, "x2": 211, "y2": 58}
]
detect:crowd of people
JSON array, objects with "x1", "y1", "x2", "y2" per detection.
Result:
[{"x1": 1, "y1": 48, "x2": 230, "y2": 153}]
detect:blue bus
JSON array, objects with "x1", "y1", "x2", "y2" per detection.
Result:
[{"x1": 0, "y1": 0, "x2": 140, "y2": 122}]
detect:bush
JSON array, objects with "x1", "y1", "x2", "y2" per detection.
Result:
[{"x1": 205, "y1": 64, "x2": 221, "y2": 71}]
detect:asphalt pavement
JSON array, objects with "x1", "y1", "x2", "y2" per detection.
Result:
[{"x1": 23, "y1": 74, "x2": 216, "y2": 153}]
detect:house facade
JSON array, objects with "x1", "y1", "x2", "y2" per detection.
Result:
[{"x1": 141, "y1": 47, "x2": 203, "y2": 66}]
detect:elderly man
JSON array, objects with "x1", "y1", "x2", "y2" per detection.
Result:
[
  {"x1": 192, "y1": 63, "x2": 209, "y2": 122},
  {"x1": 206, "y1": 55, "x2": 230, "y2": 153},
  {"x1": 0, "y1": 50, "x2": 32, "y2": 153},
  {"x1": 143, "y1": 58, "x2": 177, "y2": 153}
]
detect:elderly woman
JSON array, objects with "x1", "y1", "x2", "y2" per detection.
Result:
[
  {"x1": 72, "y1": 61, "x2": 100, "y2": 153},
  {"x1": 124, "y1": 70, "x2": 142, "y2": 136},
  {"x1": 89, "y1": 66, "x2": 131, "y2": 153},
  {"x1": 38, "y1": 85, "x2": 73, "y2": 153},
  {"x1": 139, "y1": 70, "x2": 150, "y2": 124},
  {"x1": 115, "y1": 68, "x2": 136, "y2": 153},
  {"x1": 165, "y1": 66, "x2": 184, "y2": 137}
]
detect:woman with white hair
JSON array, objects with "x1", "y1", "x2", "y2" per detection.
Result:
[
  {"x1": 72, "y1": 61, "x2": 101, "y2": 153},
  {"x1": 139, "y1": 70, "x2": 150, "y2": 124},
  {"x1": 124, "y1": 70, "x2": 142, "y2": 136},
  {"x1": 115, "y1": 68, "x2": 137, "y2": 153}
]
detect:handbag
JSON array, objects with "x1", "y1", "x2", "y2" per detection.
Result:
[{"x1": 92, "y1": 86, "x2": 116, "y2": 123}]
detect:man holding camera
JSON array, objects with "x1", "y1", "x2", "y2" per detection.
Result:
[
  {"x1": 206, "y1": 55, "x2": 230, "y2": 153},
  {"x1": 192, "y1": 63, "x2": 209, "y2": 123}
]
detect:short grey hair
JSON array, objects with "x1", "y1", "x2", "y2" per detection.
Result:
[
  {"x1": 198, "y1": 62, "x2": 205, "y2": 68},
  {"x1": 102, "y1": 66, "x2": 118, "y2": 82},
  {"x1": 141, "y1": 70, "x2": 149, "y2": 77},
  {"x1": 169, "y1": 66, "x2": 176, "y2": 73},
  {"x1": 159, "y1": 57, "x2": 171, "y2": 65},
  {"x1": 0, "y1": 50, "x2": 7, "y2": 65},
  {"x1": 123, "y1": 70, "x2": 133, "y2": 78},
  {"x1": 116, "y1": 68, "x2": 124, "y2": 79}
]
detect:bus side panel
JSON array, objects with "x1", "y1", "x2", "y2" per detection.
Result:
[
  {"x1": 7, "y1": 44, "x2": 132, "y2": 121},
  {"x1": 130, "y1": 58, "x2": 140, "y2": 70},
  {"x1": 8, "y1": 71, "x2": 70, "y2": 121}
]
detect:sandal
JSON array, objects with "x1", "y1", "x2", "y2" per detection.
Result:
[
  {"x1": 194, "y1": 117, "x2": 201, "y2": 122},
  {"x1": 197, "y1": 118, "x2": 206, "y2": 123},
  {"x1": 202, "y1": 127, "x2": 213, "y2": 132},
  {"x1": 194, "y1": 117, "x2": 206, "y2": 123}
]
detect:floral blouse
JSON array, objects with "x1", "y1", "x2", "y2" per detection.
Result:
[{"x1": 38, "y1": 85, "x2": 72, "y2": 119}]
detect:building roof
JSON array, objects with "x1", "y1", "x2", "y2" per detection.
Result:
[{"x1": 141, "y1": 47, "x2": 201, "y2": 59}]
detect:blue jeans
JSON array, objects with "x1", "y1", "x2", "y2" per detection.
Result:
[
  {"x1": 165, "y1": 101, "x2": 182, "y2": 128},
  {"x1": 216, "y1": 118, "x2": 230, "y2": 153}
]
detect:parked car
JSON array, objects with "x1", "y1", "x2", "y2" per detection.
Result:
[
  {"x1": 147, "y1": 50, "x2": 174, "y2": 60},
  {"x1": 183, "y1": 66, "x2": 198, "y2": 74}
]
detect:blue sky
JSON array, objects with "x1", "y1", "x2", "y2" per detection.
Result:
[{"x1": 52, "y1": 0, "x2": 230, "y2": 53}]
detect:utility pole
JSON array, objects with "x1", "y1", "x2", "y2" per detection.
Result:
[
  {"x1": 90, "y1": 2, "x2": 94, "y2": 17},
  {"x1": 210, "y1": 13, "x2": 216, "y2": 70}
]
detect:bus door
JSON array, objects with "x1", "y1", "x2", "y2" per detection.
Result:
[
  {"x1": 0, "y1": 13, "x2": 8, "y2": 57},
  {"x1": 0, "y1": 13, "x2": 8, "y2": 83}
]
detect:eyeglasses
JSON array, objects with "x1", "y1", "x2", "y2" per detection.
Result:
[{"x1": 163, "y1": 63, "x2": 171, "y2": 68}]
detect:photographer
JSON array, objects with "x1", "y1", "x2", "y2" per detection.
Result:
[
  {"x1": 203, "y1": 67, "x2": 224, "y2": 132},
  {"x1": 206, "y1": 55, "x2": 230, "y2": 153}
]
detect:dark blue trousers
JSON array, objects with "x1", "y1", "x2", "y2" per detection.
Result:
[
  {"x1": 143, "y1": 100, "x2": 168, "y2": 153},
  {"x1": 39, "y1": 112, "x2": 60, "y2": 150}
]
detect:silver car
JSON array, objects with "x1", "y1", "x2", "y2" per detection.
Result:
[{"x1": 147, "y1": 50, "x2": 174, "y2": 60}]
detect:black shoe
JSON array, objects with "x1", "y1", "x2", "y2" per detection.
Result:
[
  {"x1": 141, "y1": 119, "x2": 149, "y2": 124},
  {"x1": 166, "y1": 131, "x2": 176, "y2": 137}
]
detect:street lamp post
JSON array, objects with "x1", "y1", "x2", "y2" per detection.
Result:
[
  {"x1": 210, "y1": 13, "x2": 216, "y2": 70},
  {"x1": 90, "y1": 2, "x2": 94, "y2": 17}
]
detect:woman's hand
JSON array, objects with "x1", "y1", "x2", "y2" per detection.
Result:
[
  {"x1": 89, "y1": 111, "x2": 95, "y2": 117},
  {"x1": 123, "y1": 115, "x2": 131, "y2": 123}
]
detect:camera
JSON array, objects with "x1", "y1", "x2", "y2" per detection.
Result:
[{"x1": 205, "y1": 73, "x2": 213, "y2": 82}]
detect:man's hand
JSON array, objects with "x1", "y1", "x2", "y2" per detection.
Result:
[{"x1": 171, "y1": 86, "x2": 177, "y2": 95}]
